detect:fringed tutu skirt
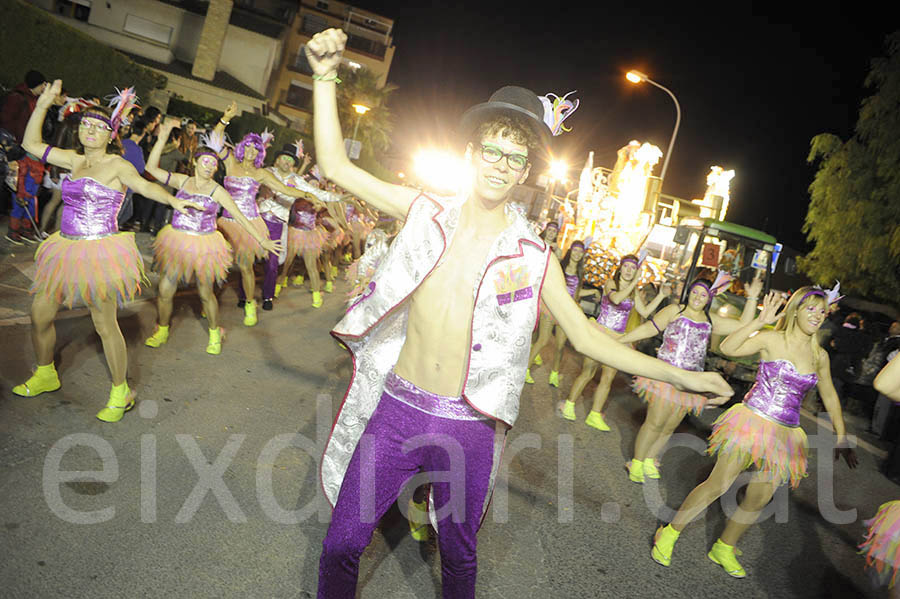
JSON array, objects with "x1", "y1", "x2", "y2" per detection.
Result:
[
  {"x1": 633, "y1": 376, "x2": 707, "y2": 417},
  {"x1": 707, "y1": 403, "x2": 808, "y2": 488},
  {"x1": 287, "y1": 226, "x2": 326, "y2": 257},
  {"x1": 860, "y1": 500, "x2": 900, "y2": 588},
  {"x1": 347, "y1": 219, "x2": 372, "y2": 238},
  {"x1": 30, "y1": 231, "x2": 145, "y2": 307},
  {"x1": 322, "y1": 225, "x2": 345, "y2": 251},
  {"x1": 217, "y1": 216, "x2": 268, "y2": 265},
  {"x1": 152, "y1": 226, "x2": 232, "y2": 287}
]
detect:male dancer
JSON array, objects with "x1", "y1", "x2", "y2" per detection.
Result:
[{"x1": 307, "y1": 28, "x2": 733, "y2": 599}]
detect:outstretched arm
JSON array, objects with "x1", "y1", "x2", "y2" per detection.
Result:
[
  {"x1": 619, "y1": 303, "x2": 679, "y2": 345},
  {"x1": 718, "y1": 291, "x2": 783, "y2": 357},
  {"x1": 543, "y1": 257, "x2": 733, "y2": 398},
  {"x1": 254, "y1": 168, "x2": 322, "y2": 207},
  {"x1": 634, "y1": 282, "x2": 670, "y2": 318},
  {"x1": 22, "y1": 80, "x2": 78, "y2": 170},
  {"x1": 306, "y1": 29, "x2": 418, "y2": 219},
  {"x1": 113, "y1": 158, "x2": 201, "y2": 215},
  {"x1": 875, "y1": 355, "x2": 900, "y2": 402},
  {"x1": 212, "y1": 186, "x2": 279, "y2": 255}
]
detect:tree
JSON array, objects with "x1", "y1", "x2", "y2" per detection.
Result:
[
  {"x1": 335, "y1": 66, "x2": 397, "y2": 156},
  {"x1": 801, "y1": 31, "x2": 900, "y2": 304}
]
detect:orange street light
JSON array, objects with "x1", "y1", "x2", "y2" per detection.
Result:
[{"x1": 625, "y1": 69, "x2": 681, "y2": 185}]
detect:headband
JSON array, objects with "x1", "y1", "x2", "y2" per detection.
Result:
[
  {"x1": 801, "y1": 281, "x2": 843, "y2": 306},
  {"x1": 688, "y1": 270, "x2": 733, "y2": 303}
]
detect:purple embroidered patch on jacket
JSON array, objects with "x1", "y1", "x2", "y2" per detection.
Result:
[
  {"x1": 514, "y1": 287, "x2": 533, "y2": 302},
  {"x1": 497, "y1": 293, "x2": 512, "y2": 305}
]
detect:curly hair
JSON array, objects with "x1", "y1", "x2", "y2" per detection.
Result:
[
  {"x1": 235, "y1": 133, "x2": 266, "y2": 168},
  {"x1": 469, "y1": 115, "x2": 540, "y2": 157}
]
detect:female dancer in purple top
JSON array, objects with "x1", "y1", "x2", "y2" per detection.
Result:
[
  {"x1": 617, "y1": 272, "x2": 763, "y2": 482},
  {"x1": 12, "y1": 80, "x2": 201, "y2": 422},
  {"x1": 212, "y1": 102, "x2": 316, "y2": 326},
  {"x1": 526, "y1": 240, "x2": 599, "y2": 386},
  {"x1": 143, "y1": 117, "x2": 279, "y2": 353},
  {"x1": 563, "y1": 254, "x2": 669, "y2": 430},
  {"x1": 652, "y1": 286, "x2": 858, "y2": 578}
]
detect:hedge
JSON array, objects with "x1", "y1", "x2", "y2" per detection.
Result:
[{"x1": 0, "y1": 0, "x2": 165, "y2": 99}]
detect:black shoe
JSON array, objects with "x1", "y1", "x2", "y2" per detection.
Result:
[
  {"x1": 237, "y1": 299, "x2": 246, "y2": 308},
  {"x1": 262, "y1": 299, "x2": 273, "y2": 311}
]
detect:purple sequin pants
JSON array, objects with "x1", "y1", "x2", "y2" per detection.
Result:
[{"x1": 317, "y1": 387, "x2": 496, "y2": 598}]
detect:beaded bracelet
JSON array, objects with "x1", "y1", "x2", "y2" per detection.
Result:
[
  {"x1": 41, "y1": 145, "x2": 54, "y2": 164},
  {"x1": 312, "y1": 73, "x2": 342, "y2": 84}
]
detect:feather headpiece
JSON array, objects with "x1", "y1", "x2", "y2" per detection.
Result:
[{"x1": 539, "y1": 91, "x2": 580, "y2": 136}]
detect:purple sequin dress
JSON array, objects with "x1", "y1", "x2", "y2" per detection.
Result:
[
  {"x1": 31, "y1": 177, "x2": 145, "y2": 306},
  {"x1": 595, "y1": 294, "x2": 634, "y2": 334},
  {"x1": 152, "y1": 185, "x2": 233, "y2": 286},
  {"x1": 708, "y1": 359, "x2": 818, "y2": 488},
  {"x1": 216, "y1": 175, "x2": 268, "y2": 264},
  {"x1": 633, "y1": 315, "x2": 713, "y2": 416}
]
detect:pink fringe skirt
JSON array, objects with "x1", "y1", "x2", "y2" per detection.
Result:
[
  {"x1": 287, "y1": 226, "x2": 326, "y2": 257},
  {"x1": 216, "y1": 216, "x2": 268, "y2": 266},
  {"x1": 707, "y1": 403, "x2": 808, "y2": 488},
  {"x1": 860, "y1": 500, "x2": 900, "y2": 588},
  {"x1": 633, "y1": 376, "x2": 707, "y2": 417},
  {"x1": 30, "y1": 231, "x2": 145, "y2": 307},
  {"x1": 152, "y1": 225, "x2": 232, "y2": 287},
  {"x1": 347, "y1": 218, "x2": 372, "y2": 238}
]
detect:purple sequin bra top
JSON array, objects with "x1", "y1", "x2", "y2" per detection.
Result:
[
  {"x1": 596, "y1": 294, "x2": 634, "y2": 334},
  {"x1": 59, "y1": 177, "x2": 125, "y2": 239},
  {"x1": 221, "y1": 176, "x2": 261, "y2": 220},
  {"x1": 171, "y1": 187, "x2": 218, "y2": 234},
  {"x1": 657, "y1": 316, "x2": 711, "y2": 371},
  {"x1": 743, "y1": 360, "x2": 818, "y2": 428},
  {"x1": 564, "y1": 273, "x2": 579, "y2": 299}
]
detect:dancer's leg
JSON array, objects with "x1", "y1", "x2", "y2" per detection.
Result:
[
  {"x1": 239, "y1": 259, "x2": 255, "y2": 300},
  {"x1": 552, "y1": 327, "x2": 567, "y2": 373},
  {"x1": 303, "y1": 249, "x2": 321, "y2": 293},
  {"x1": 89, "y1": 297, "x2": 127, "y2": 386},
  {"x1": 670, "y1": 454, "x2": 747, "y2": 531},
  {"x1": 156, "y1": 275, "x2": 177, "y2": 327},
  {"x1": 591, "y1": 365, "x2": 617, "y2": 413},
  {"x1": 197, "y1": 281, "x2": 218, "y2": 329},
  {"x1": 565, "y1": 356, "x2": 598, "y2": 403},
  {"x1": 31, "y1": 294, "x2": 60, "y2": 365},
  {"x1": 719, "y1": 473, "x2": 779, "y2": 546},
  {"x1": 528, "y1": 316, "x2": 553, "y2": 365},
  {"x1": 634, "y1": 400, "x2": 672, "y2": 461}
]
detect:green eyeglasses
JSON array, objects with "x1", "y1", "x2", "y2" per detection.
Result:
[{"x1": 481, "y1": 144, "x2": 528, "y2": 171}]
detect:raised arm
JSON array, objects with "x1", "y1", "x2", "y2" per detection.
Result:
[
  {"x1": 718, "y1": 291, "x2": 783, "y2": 357},
  {"x1": 634, "y1": 282, "x2": 670, "y2": 318},
  {"x1": 608, "y1": 275, "x2": 639, "y2": 305},
  {"x1": 212, "y1": 186, "x2": 279, "y2": 255},
  {"x1": 619, "y1": 303, "x2": 680, "y2": 345},
  {"x1": 146, "y1": 117, "x2": 189, "y2": 189},
  {"x1": 213, "y1": 102, "x2": 238, "y2": 160},
  {"x1": 542, "y1": 257, "x2": 733, "y2": 398},
  {"x1": 113, "y1": 158, "x2": 201, "y2": 215},
  {"x1": 306, "y1": 28, "x2": 418, "y2": 219},
  {"x1": 711, "y1": 271, "x2": 763, "y2": 335},
  {"x1": 22, "y1": 80, "x2": 78, "y2": 170}
]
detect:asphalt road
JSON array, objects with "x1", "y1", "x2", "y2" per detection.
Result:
[{"x1": 0, "y1": 233, "x2": 897, "y2": 598}]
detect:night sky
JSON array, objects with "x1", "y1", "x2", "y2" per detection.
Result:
[{"x1": 359, "y1": 2, "x2": 894, "y2": 250}]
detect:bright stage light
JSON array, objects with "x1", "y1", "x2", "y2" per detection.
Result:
[
  {"x1": 549, "y1": 160, "x2": 568, "y2": 181},
  {"x1": 413, "y1": 149, "x2": 469, "y2": 194}
]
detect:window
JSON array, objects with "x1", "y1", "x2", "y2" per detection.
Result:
[
  {"x1": 286, "y1": 84, "x2": 313, "y2": 109},
  {"x1": 316, "y1": 1, "x2": 329, "y2": 10},
  {"x1": 301, "y1": 13, "x2": 328, "y2": 36},
  {"x1": 123, "y1": 14, "x2": 173, "y2": 46}
]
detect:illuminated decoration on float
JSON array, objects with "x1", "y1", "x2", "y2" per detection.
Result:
[{"x1": 692, "y1": 166, "x2": 734, "y2": 221}]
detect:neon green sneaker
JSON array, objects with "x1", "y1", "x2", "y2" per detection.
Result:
[
  {"x1": 96, "y1": 383, "x2": 135, "y2": 423},
  {"x1": 312, "y1": 291, "x2": 323, "y2": 308},
  {"x1": 708, "y1": 539, "x2": 746, "y2": 578},
  {"x1": 525, "y1": 368, "x2": 535, "y2": 384},
  {"x1": 548, "y1": 370, "x2": 560, "y2": 387},
  {"x1": 628, "y1": 460, "x2": 645, "y2": 483},
  {"x1": 292, "y1": 275, "x2": 304, "y2": 286},
  {"x1": 206, "y1": 327, "x2": 224, "y2": 355},
  {"x1": 585, "y1": 411, "x2": 611, "y2": 431},
  {"x1": 643, "y1": 458, "x2": 660, "y2": 479},
  {"x1": 533, "y1": 354, "x2": 543, "y2": 366},
  {"x1": 651, "y1": 525, "x2": 680, "y2": 567},
  {"x1": 324, "y1": 280, "x2": 334, "y2": 293},
  {"x1": 274, "y1": 283, "x2": 284, "y2": 298},
  {"x1": 407, "y1": 498, "x2": 430, "y2": 542},
  {"x1": 331, "y1": 265, "x2": 339, "y2": 278},
  {"x1": 12, "y1": 363, "x2": 61, "y2": 397},
  {"x1": 145, "y1": 325, "x2": 169, "y2": 348},
  {"x1": 243, "y1": 299, "x2": 258, "y2": 327},
  {"x1": 561, "y1": 400, "x2": 576, "y2": 421}
]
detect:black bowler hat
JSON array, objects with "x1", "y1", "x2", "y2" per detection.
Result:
[
  {"x1": 273, "y1": 143, "x2": 299, "y2": 164},
  {"x1": 459, "y1": 86, "x2": 552, "y2": 149}
]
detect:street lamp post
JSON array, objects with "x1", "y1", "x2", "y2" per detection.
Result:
[{"x1": 625, "y1": 70, "x2": 681, "y2": 184}]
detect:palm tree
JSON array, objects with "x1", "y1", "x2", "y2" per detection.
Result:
[{"x1": 335, "y1": 65, "x2": 397, "y2": 155}]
